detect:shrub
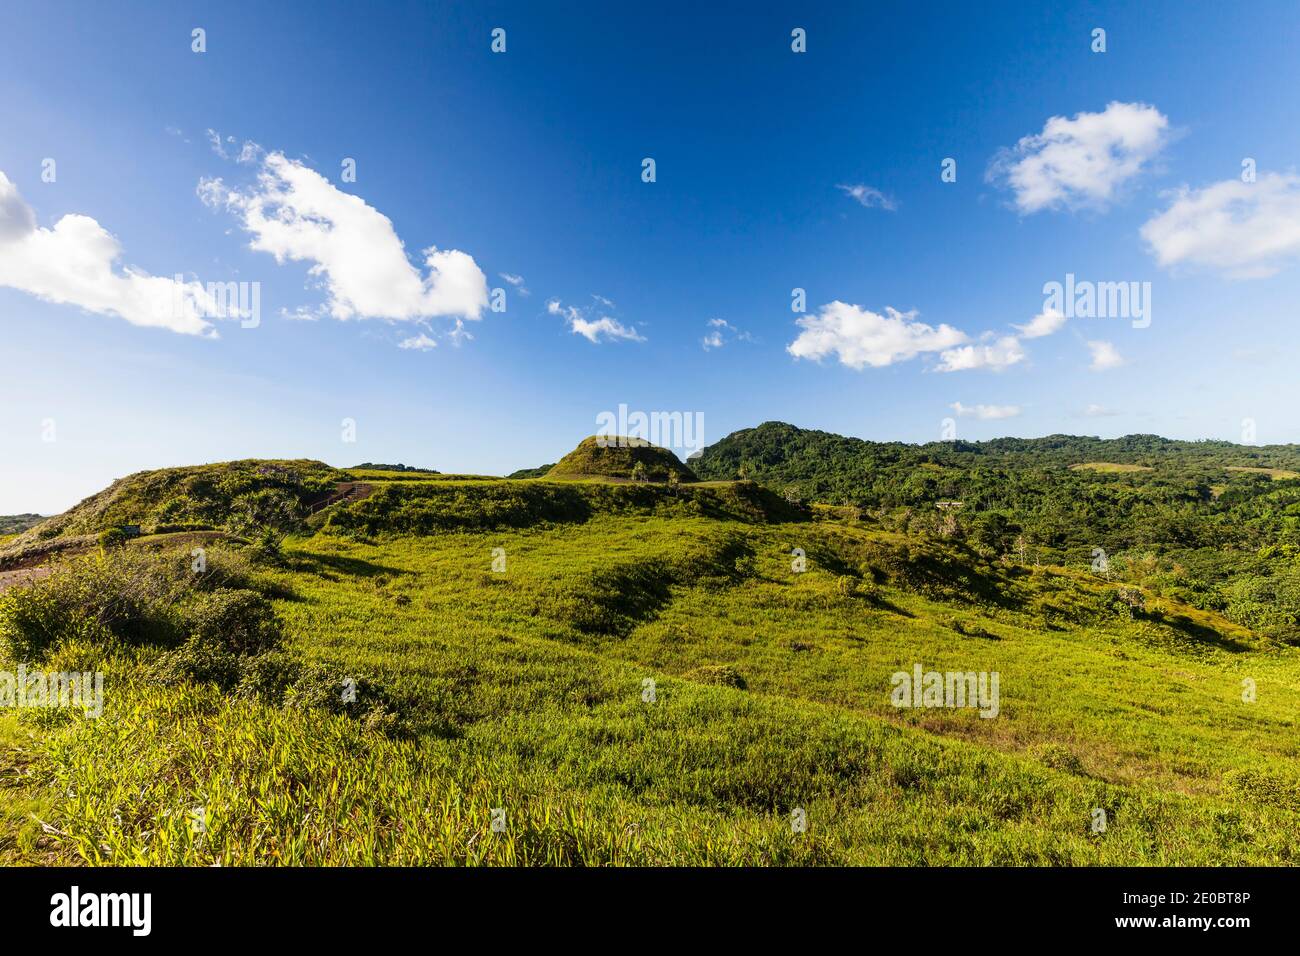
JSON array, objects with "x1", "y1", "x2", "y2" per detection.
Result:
[
  {"x1": 98, "y1": 527, "x2": 129, "y2": 550},
  {"x1": 1222, "y1": 767, "x2": 1300, "y2": 812},
  {"x1": 184, "y1": 588, "x2": 283, "y2": 656},
  {"x1": 1031, "y1": 742, "x2": 1086, "y2": 775},
  {"x1": 0, "y1": 553, "x2": 183, "y2": 662},
  {"x1": 684, "y1": 664, "x2": 747, "y2": 689}
]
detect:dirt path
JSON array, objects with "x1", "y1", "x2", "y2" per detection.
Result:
[{"x1": 0, "y1": 567, "x2": 51, "y2": 592}]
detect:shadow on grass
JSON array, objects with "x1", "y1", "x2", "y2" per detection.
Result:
[{"x1": 291, "y1": 552, "x2": 407, "y2": 579}]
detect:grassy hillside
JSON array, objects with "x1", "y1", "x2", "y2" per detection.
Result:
[
  {"x1": 2, "y1": 456, "x2": 1298, "y2": 865},
  {"x1": 547, "y1": 436, "x2": 697, "y2": 482},
  {"x1": 0, "y1": 515, "x2": 43, "y2": 537}
]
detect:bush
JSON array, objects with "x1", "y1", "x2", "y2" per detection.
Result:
[
  {"x1": 683, "y1": 664, "x2": 747, "y2": 689},
  {"x1": 0, "y1": 553, "x2": 184, "y2": 662},
  {"x1": 1031, "y1": 742, "x2": 1086, "y2": 775},
  {"x1": 98, "y1": 527, "x2": 129, "y2": 550},
  {"x1": 184, "y1": 588, "x2": 282, "y2": 655}
]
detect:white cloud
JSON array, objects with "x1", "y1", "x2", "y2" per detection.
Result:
[
  {"x1": 549, "y1": 296, "x2": 645, "y2": 343},
  {"x1": 201, "y1": 152, "x2": 488, "y2": 322},
  {"x1": 1014, "y1": 307, "x2": 1067, "y2": 339},
  {"x1": 1083, "y1": 403, "x2": 1120, "y2": 417},
  {"x1": 788, "y1": 302, "x2": 967, "y2": 369},
  {"x1": 701, "y1": 317, "x2": 751, "y2": 351},
  {"x1": 988, "y1": 102, "x2": 1169, "y2": 213},
  {"x1": 499, "y1": 272, "x2": 530, "y2": 296},
  {"x1": 279, "y1": 305, "x2": 324, "y2": 322},
  {"x1": 571, "y1": 316, "x2": 644, "y2": 343},
  {"x1": 398, "y1": 332, "x2": 438, "y2": 351},
  {"x1": 950, "y1": 401, "x2": 1021, "y2": 420},
  {"x1": 1140, "y1": 172, "x2": 1300, "y2": 278},
  {"x1": 935, "y1": 335, "x2": 1026, "y2": 373},
  {"x1": 0, "y1": 170, "x2": 226, "y2": 336},
  {"x1": 1087, "y1": 340, "x2": 1125, "y2": 370},
  {"x1": 206, "y1": 129, "x2": 262, "y2": 165},
  {"x1": 836, "y1": 184, "x2": 897, "y2": 211}
]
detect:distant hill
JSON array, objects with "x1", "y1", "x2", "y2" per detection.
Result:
[
  {"x1": 507, "y1": 464, "x2": 555, "y2": 479},
  {"x1": 547, "y1": 436, "x2": 697, "y2": 482},
  {"x1": 0, "y1": 514, "x2": 44, "y2": 536},
  {"x1": 349, "y1": 463, "x2": 440, "y2": 474},
  {"x1": 692, "y1": 421, "x2": 1300, "y2": 590}
]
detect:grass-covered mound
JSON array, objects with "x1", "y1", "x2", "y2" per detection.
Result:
[
  {"x1": 547, "y1": 436, "x2": 697, "y2": 483},
  {"x1": 7, "y1": 460, "x2": 338, "y2": 550},
  {"x1": 319, "y1": 478, "x2": 803, "y2": 535}
]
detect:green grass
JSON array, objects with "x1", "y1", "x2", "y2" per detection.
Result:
[
  {"x1": 1225, "y1": 465, "x2": 1300, "y2": 481},
  {"x1": 1069, "y1": 462, "x2": 1155, "y2": 474},
  {"x1": 3, "y1": 490, "x2": 1298, "y2": 865}
]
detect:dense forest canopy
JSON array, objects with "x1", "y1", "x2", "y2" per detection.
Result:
[{"x1": 694, "y1": 422, "x2": 1300, "y2": 641}]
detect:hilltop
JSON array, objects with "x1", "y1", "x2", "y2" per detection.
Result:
[{"x1": 547, "y1": 435, "x2": 698, "y2": 483}]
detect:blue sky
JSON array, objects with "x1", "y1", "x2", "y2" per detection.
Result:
[{"x1": 3, "y1": 0, "x2": 1300, "y2": 514}]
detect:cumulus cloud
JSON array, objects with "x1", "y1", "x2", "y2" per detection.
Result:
[
  {"x1": 1140, "y1": 172, "x2": 1300, "y2": 278},
  {"x1": 0, "y1": 170, "x2": 227, "y2": 336},
  {"x1": 988, "y1": 102, "x2": 1169, "y2": 213},
  {"x1": 547, "y1": 297, "x2": 644, "y2": 344},
  {"x1": 1087, "y1": 340, "x2": 1125, "y2": 371},
  {"x1": 950, "y1": 401, "x2": 1021, "y2": 420},
  {"x1": 836, "y1": 184, "x2": 897, "y2": 211},
  {"x1": 935, "y1": 335, "x2": 1026, "y2": 373},
  {"x1": 200, "y1": 152, "x2": 488, "y2": 322},
  {"x1": 1083, "y1": 403, "x2": 1120, "y2": 417},
  {"x1": 1014, "y1": 307, "x2": 1067, "y2": 339},
  {"x1": 787, "y1": 302, "x2": 967, "y2": 369}
]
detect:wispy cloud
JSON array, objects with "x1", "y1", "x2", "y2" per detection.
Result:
[
  {"x1": 1014, "y1": 307, "x2": 1067, "y2": 339},
  {"x1": 398, "y1": 332, "x2": 438, "y2": 351},
  {"x1": 205, "y1": 129, "x2": 262, "y2": 165},
  {"x1": 499, "y1": 272, "x2": 530, "y2": 296},
  {"x1": 950, "y1": 401, "x2": 1022, "y2": 420},
  {"x1": 836, "y1": 183, "x2": 897, "y2": 211},
  {"x1": 547, "y1": 297, "x2": 645, "y2": 344},
  {"x1": 1083, "y1": 403, "x2": 1120, "y2": 417},
  {"x1": 701, "y1": 317, "x2": 751, "y2": 351},
  {"x1": 1087, "y1": 340, "x2": 1125, "y2": 371}
]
